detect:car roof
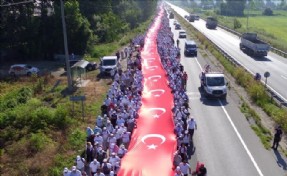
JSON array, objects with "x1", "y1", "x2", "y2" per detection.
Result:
[
  {"x1": 179, "y1": 30, "x2": 186, "y2": 33},
  {"x1": 185, "y1": 40, "x2": 196, "y2": 45},
  {"x1": 102, "y1": 56, "x2": 117, "y2": 60},
  {"x1": 11, "y1": 64, "x2": 28, "y2": 67}
]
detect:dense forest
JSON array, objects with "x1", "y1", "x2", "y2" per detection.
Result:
[{"x1": 0, "y1": 0, "x2": 157, "y2": 62}]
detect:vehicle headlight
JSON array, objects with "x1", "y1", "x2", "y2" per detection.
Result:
[{"x1": 206, "y1": 87, "x2": 212, "y2": 93}]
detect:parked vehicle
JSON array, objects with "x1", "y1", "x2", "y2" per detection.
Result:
[
  {"x1": 169, "y1": 12, "x2": 174, "y2": 19},
  {"x1": 173, "y1": 20, "x2": 178, "y2": 25},
  {"x1": 199, "y1": 65, "x2": 227, "y2": 99},
  {"x1": 8, "y1": 64, "x2": 39, "y2": 76},
  {"x1": 179, "y1": 30, "x2": 187, "y2": 38},
  {"x1": 100, "y1": 56, "x2": 118, "y2": 76},
  {"x1": 206, "y1": 16, "x2": 217, "y2": 29},
  {"x1": 240, "y1": 33, "x2": 270, "y2": 57},
  {"x1": 184, "y1": 40, "x2": 197, "y2": 57},
  {"x1": 175, "y1": 23, "x2": 181, "y2": 30}
]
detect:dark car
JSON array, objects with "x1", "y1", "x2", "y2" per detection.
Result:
[
  {"x1": 175, "y1": 23, "x2": 181, "y2": 30},
  {"x1": 184, "y1": 40, "x2": 197, "y2": 57}
]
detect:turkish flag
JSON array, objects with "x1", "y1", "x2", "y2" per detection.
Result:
[{"x1": 118, "y1": 7, "x2": 177, "y2": 176}]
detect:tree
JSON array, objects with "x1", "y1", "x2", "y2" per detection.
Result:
[
  {"x1": 233, "y1": 18, "x2": 242, "y2": 29},
  {"x1": 220, "y1": 0, "x2": 246, "y2": 16},
  {"x1": 263, "y1": 8, "x2": 273, "y2": 16}
]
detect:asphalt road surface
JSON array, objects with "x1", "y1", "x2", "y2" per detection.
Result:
[
  {"x1": 168, "y1": 2, "x2": 287, "y2": 104},
  {"x1": 169, "y1": 16, "x2": 286, "y2": 176}
]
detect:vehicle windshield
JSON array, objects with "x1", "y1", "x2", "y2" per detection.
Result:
[
  {"x1": 206, "y1": 77, "x2": 225, "y2": 86},
  {"x1": 186, "y1": 44, "x2": 196, "y2": 49},
  {"x1": 179, "y1": 32, "x2": 186, "y2": 34},
  {"x1": 102, "y1": 59, "x2": 116, "y2": 66}
]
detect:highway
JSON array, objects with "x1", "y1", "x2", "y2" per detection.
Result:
[
  {"x1": 168, "y1": 3, "x2": 287, "y2": 104},
  {"x1": 169, "y1": 15, "x2": 286, "y2": 176}
]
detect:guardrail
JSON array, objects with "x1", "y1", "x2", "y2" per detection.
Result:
[{"x1": 174, "y1": 11, "x2": 287, "y2": 108}]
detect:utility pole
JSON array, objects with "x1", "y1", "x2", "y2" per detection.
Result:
[{"x1": 60, "y1": 0, "x2": 73, "y2": 91}]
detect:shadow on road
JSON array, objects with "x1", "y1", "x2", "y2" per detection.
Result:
[
  {"x1": 198, "y1": 87, "x2": 229, "y2": 106},
  {"x1": 273, "y1": 149, "x2": 287, "y2": 170}
]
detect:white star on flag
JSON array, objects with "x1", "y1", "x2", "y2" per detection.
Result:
[
  {"x1": 152, "y1": 114, "x2": 160, "y2": 118},
  {"x1": 147, "y1": 144, "x2": 158, "y2": 150}
]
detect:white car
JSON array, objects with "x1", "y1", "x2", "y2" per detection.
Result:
[
  {"x1": 8, "y1": 64, "x2": 39, "y2": 76},
  {"x1": 179, "y1": 30, "x2": 186, "y2": 38}
]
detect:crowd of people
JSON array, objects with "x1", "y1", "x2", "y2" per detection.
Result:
[{"x1": 63, "y1": 8, "x2": 206, "y2": 176}]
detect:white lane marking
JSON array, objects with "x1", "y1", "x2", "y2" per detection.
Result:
[
  {"x1": 281, "y1": 75, "x2": 287, "y2": 80},
  {"x1": 219, "y1": 100, "x2": 264, "y2": 176},
  {"x1": 194, "y1": 56, "x2": 264, "y2": 175}
]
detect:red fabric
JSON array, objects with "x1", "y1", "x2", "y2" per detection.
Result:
[{"x1": 118, "y1": 8, "x2": 177, "y2": 176}]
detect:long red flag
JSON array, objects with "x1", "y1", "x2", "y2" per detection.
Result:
[{"x1": 118, "y1": 7, "x2": 177, "y2": 176}]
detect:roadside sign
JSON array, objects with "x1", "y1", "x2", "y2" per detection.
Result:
[
  {"x1": 70, "y1": 96, "x2": 86, "y2": 101},
  {"x1": 264, "y1": 71, "x2": 270, "y2": 78}
]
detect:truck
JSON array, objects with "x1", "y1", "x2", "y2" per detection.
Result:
[
  {"x1": 199, "y1": 65, "x2": 227, "y2": 99},
  {"x1": 206, "y1": 16, "x2": 217, "y2": 29},
  {"x1": 239, "y1": 33, "x2": 270, "y2": 57},
  {"x1": 188, "y1": 14, "x2": 196, "y2": 22}
]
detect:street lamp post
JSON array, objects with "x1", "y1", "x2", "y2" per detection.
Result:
[
  {"x1": 60, "y1": 0, "x2": 73, "y2": 91},
  {"x1": 246, "y1": 0, "x2": 250, "y2": 32}
]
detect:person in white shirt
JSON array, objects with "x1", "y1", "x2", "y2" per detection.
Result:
[
  {"x1": 75, "y1": 155, "x2": 85, "y2": 172},
  {"x1": 187, "y1": 117, "x2": 197, "y2": 141},
  {"x1": 122, "y1": 131, "x2": 131, "y2": 148},
  {"x1": 108, "y1": 153, "x2": 121, "y2": 171},
  {"x1": 94, "y1": 133, "x2": 103, "y2": 146},
  {"x1": 96, "y1": 116, "x2": 104, "y2": 128},
  {"x1": 179, "y1": 160, "x2": 191, "y2": 176},
  {"x1": 117, "y1": 144, "x2": 127, "y2": 158},
  {"x1": 93, "y1": 169, "x2": 105, "y2": 176},
  {"x1": 63, "y1": 167, "x2": 71, "y2": 176},
  {"x1": 174, "y1": 166, "x2": 184, "y2": 176},
  {"x1": 116, "y1": 116, "x2": 125, "y2": 127},
  {"x1": 89, "y1": 159, "x2": 100, "y2": 176},
  {"x1": 108, "y1": 134, "x2": 117, "y2": 146},
  {"x1": 69, "y1": 166, "x2": 82, "y2": 176},
  {"x1": 101, "y1": 159, "x2": 112, "y2": 175}
]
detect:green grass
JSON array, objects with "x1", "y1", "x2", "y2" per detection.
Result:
[
  {"x1": 182, "y1": 5, "x2": 287, "y2": 53},
  {"x1": 216, "y1": 10, "x2": 287, "y2": 51}
]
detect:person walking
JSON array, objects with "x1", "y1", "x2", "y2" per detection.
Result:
[
  {"x1": 176, "y1": 39, "x2": 180, "y2": 48},
  {"x1": 272, "y1": 125, "x2": 283, "y2": 150},
  {"x1": 187, "y1": 117, "x2": 197, "y2": 142}
]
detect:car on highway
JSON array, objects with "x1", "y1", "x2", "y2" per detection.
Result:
[
  {"x1": 184, "y1": 40, "x2": 197, "y2": 57},
  {"x1": 173, "y1": 20, "x2": 178, "y2": 25},
  {"x1": 178, "y1": 30, "x2": 186, "y2": 38},
  {"x1": 8, "y1": 64, "x2": 39, "y2": 76},
  {"x1": 175, "y1": 23, "x2": 181, "y2": 30}
]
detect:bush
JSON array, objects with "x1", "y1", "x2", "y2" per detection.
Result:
[
  {"x1": 262, "y1": 8, "x2": 273, "y2": 16},
  {"x1": 233, "y1": 18, "x2": 242, "y2": 29},
  {"x1": 29, "y1": 132, "x2": 52, "y2": 152},
  {"x1": 68, "y1": 129, "x2": 86, "y2": 150}
]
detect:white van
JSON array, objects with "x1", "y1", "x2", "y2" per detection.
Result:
[{"x1": 100, "y1": 56, "x2": 118, "y2": 76}]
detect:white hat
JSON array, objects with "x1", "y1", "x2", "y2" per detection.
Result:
[
  {"x1": 76, "y1": 155, "x2": 80, "y2": 160},
  {"x1": 63, "y1": 167, "x2": 69, "y2": 173},
  {"x1": 72, "y1": 166, "x2": 76, "y2": 171},
  {"x1": 176, "y1": 166, "x2": 180, "y2": 171}
]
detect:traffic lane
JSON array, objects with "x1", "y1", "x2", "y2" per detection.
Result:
[
  {"x1": 182, "y1": 55, "x2": 284, "y2": 176},
  {"x1": 169, "y1": 2, "x2": 287, "y2": 102},
  {"x1": 171, "y1": 16, "x2": 285, "y2": 175},
  {"x1": 182, "y1": 56, "x2": 260, "y2": 176}
]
